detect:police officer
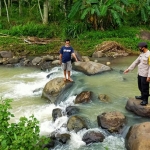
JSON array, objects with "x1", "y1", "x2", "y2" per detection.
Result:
[{"x1": 124, "y1": 42, "x2": 150, "y2": 106}]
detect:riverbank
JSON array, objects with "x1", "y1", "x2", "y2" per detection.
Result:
[{"x1": 1, "y1": 26, "x2": 150, "y2": 57}]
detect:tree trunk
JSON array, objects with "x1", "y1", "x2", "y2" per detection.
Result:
[
  {"x1": 93, "y1": 14, "x2": 98, "y2": 30},
  {"x1": 38, "y1": 0, "x2": 43, "y2": 22},
  {"x1": 0, "y1": 0, "x2": 1, "y2": 17},
  {"x1": 43, "y1": 0, "x2": 49, "y2": 24},
  {"x1": 8, "y1": 0, "x2": 11, "y2": 8},
  {"x1": 4, "y1": 0, "x2": 10, "y2": 23},
  {"x1": 19, "y1": 0, "x2": 22, "y2": 15}
]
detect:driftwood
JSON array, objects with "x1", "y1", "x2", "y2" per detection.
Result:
[
  {"x1": 0, "y1": 33, "x2": 9, "y2": 37},
  {"x1": 24, "y1": 39, "x2": 47, "y2": 45},
  {"x1": 24, "y1": 36, "x2": 61, "y2": 45}
]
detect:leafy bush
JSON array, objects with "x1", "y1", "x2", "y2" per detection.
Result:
[
  {"x1": 1, "y1": 22, "x2": 61, "y2": 38},
  {"x1": 78, "y1": 27, "x2": 140, "y2": 40},
  {"x1": 0, "y1": 99, "x2": 50, "y2": 150}
]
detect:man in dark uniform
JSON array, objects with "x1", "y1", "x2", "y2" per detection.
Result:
[{"x1": 124, "y1": 42, "x2": 150, "y2": 106}]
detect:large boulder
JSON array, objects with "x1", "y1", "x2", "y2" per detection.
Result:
[
  {"x1": 125, "y1": 98, "x2": 150, "y2": 117},
  {"x1": 67, "y1": 115, "x2": 88, "y2": 132},
  {"x1": 82, "y1": 131, "x2": 105, "y2": 145},
  {"x1": 42, "y1": 77, "x2": 73, "y2": 103},
  {"x1": 125, "y1": 122, "x2": 150, "y2": 150},
  {"x1": 97, "y1": 111, "x2": 126, "y2": 133},
  {"x1": 73, "y1": 61, "x2": 111, "y2": 75}
]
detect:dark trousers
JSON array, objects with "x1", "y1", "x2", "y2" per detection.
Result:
[{"x1": 138, "y1": 75, "x2": 149, "y2": 101}]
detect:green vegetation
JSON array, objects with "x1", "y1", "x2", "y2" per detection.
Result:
[
  {"x1": 0, "y1": 25, "x2": 149, "y2": 56},
  {"x1": 0, "y1": 99, "x2": 50, "y2": 150},
  {"x1": 0, "y1": 0, "x2": 150, "y2": 56}
]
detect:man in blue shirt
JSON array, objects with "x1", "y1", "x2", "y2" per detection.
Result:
[{"x1": 59, "y1": 39, "x2": 78, "y2": 81}]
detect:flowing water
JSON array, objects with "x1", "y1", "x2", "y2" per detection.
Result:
[{"x1": 0, "y1": 56, "x2": 150, "y2": 150}]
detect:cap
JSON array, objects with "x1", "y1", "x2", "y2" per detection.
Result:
[{"x1": 138, "y1": 42, "x2": 147, "y2": 48}]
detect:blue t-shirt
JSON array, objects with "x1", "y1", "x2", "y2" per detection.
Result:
[{"x1": 60, "y1": 46, "x2": 74, "y2": 63}]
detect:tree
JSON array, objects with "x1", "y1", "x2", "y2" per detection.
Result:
[
  {"x1": 0, "y1": 0, "x2": 1, "y2": 17},
  {"x1": 43, "y1": 0, "x2": 49, "y2": 24},
  {"x1": 68, "y1": 0, "x2": 128, "y2": 30},
  {"x1": 4, "y1": 0, "x2": 10, "y2": 23},
  {"x1": 68, "y1": 0, "x2": 101, "y2": 30},
  {"x1": 98, "y1": 0, "x2": 129, "y2": 29}
]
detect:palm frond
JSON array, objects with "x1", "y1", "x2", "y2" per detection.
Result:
[
  {"x1": 81, "y1": 8, "x2": 91, "y2": 19},
  {"x1": 141, "y1": 8, "x2": 147, "y2": 22},
  {"x1": 68, "y1": 0, "x2": 82, "y2": 18},
  {"x1": 110, "y1": 9, "x2": 122, "y2": 26},
  {"x1": 99, "y1": 5, "x2": 108, "y2": 17}
]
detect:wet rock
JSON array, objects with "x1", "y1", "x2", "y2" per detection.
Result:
[
  {"x1": 55, "y1": 133, "x2": 71, "y2": 144},
  {"x1": 40, "y1": 61, "x2": 52, "y2": 70},
  {"x1": 92, "y1": 51, "x2": 104, "y2": 58},
  {"x1": 98, "y1": 94, "x2": 110, "y2": 103},
  {"x1": 125, "y1": 122, "x2": 150, "y2": 150},
  {"x1": 42, "y1": 77, "x2": 73, "y2": 103},
  {"x1": 8, "y1": 57, "x2": 19, "y2": 64},
  {"x1": 73, "y1": 61, "x2": 111, "y2": 75},
  {"x1": 52, "y1": 108, "x2": 62, "y2": 121},
  {"x1": 74, "y1": 91, "x2": 92, "y2": 104},
  {"x1": 82, "y1": 56, "x2": 90, "y2": 62},
  {"x1": 82, "y1": 131, "x2": 105, "y2": 145},
  {"x1": 52, "y1": 60, "x2": 60, "y2": 65},
  {"x1": 46, "y1": 72, "x2": 54, "y2": 78},
  {"x1": 66, "y1": 106, "x2": 79, "y2": 116},
  {"x1": 42, "y1": 55, "x2": 55, "y2": 61},
  {"x1": 33, "y1": 87, "x2": 43, "y2": 93},
  {"x1": 0, "y1": 51, "x2": 13, "y2": 58},
  {"x1": 125, "y1": 98, "x2": 150, "y2": 117},
  {"x1": 97, "y1": 111, "x2": 126, "y2": 133},
  {"x1": 67, "y1": 115, "x2": 88, "y2": 132},
  {"x1": 32, "y1": 57, "x2": 42, "y2": 65}
]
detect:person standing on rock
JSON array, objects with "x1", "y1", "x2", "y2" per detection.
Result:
[
  {"x1": 124, "y1": 42, "x2": 150, "y2": 106},
  {"x1": 59, "y1": 39, "x2": 78, "y2": 82}
]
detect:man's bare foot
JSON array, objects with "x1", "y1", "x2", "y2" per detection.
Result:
[
  {"x1": 64, "y1": 78, "x2": 67, "y2": 81},
  {"x1": 68, "y1": 78, "x2": 73, "y2": 82}
]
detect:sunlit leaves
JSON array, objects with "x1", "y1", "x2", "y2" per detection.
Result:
[{"x1": 0, "y1": 99, "x2": 43, "y2": 150}]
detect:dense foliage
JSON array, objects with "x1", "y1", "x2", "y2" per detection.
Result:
[
  {"x1": 1, "y1": 0, "x2": 150, "y2": 32},
  {"x1": 0, "y1": 99, "x2": 50, "y2": 150},
  {"x1": 1, "y1": 0, "x2": 150, "y2": 55}
]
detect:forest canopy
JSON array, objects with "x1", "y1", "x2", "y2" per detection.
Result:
[{"x1": 1, "y1": 0, "x2": 150, "y2": 32}]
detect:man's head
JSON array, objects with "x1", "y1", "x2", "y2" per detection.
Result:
[
  {"x1": 138, "y1": 42, "x2": 148, "y2": 52},
  {"x1": 65, "y1": 39, "x2": 70, "y2": 47}
]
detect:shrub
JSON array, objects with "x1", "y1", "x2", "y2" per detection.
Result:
[{"x1": 0, "y1": 99, "x2": 49, "y2": 150}]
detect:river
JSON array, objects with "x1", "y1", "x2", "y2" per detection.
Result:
[{"x1": 0, "y1": 56, "x2": 149, "y2": 150}]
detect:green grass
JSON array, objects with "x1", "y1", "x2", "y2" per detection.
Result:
[{"x1": 0, "y1": 26, "x2": 150, "y2": 56}]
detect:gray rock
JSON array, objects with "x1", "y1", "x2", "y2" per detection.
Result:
[{"x1": 73, "y1": 61, "x2": 111, "y2": 75}]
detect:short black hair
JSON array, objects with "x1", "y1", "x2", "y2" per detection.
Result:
[
  {"x1": 65, "y1": 39, "x2": 70, "y2": 42},
  {"x1": 138, "y1": 42, "x2": 148, "y2": 48}
]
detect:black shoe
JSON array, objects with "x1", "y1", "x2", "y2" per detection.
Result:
[
  {"x1": 140, "y1": 101, "x2": 148, "y2": 106},
  {"x1": 135, "y1": 96, "x2": 143, "y2": 99}
]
